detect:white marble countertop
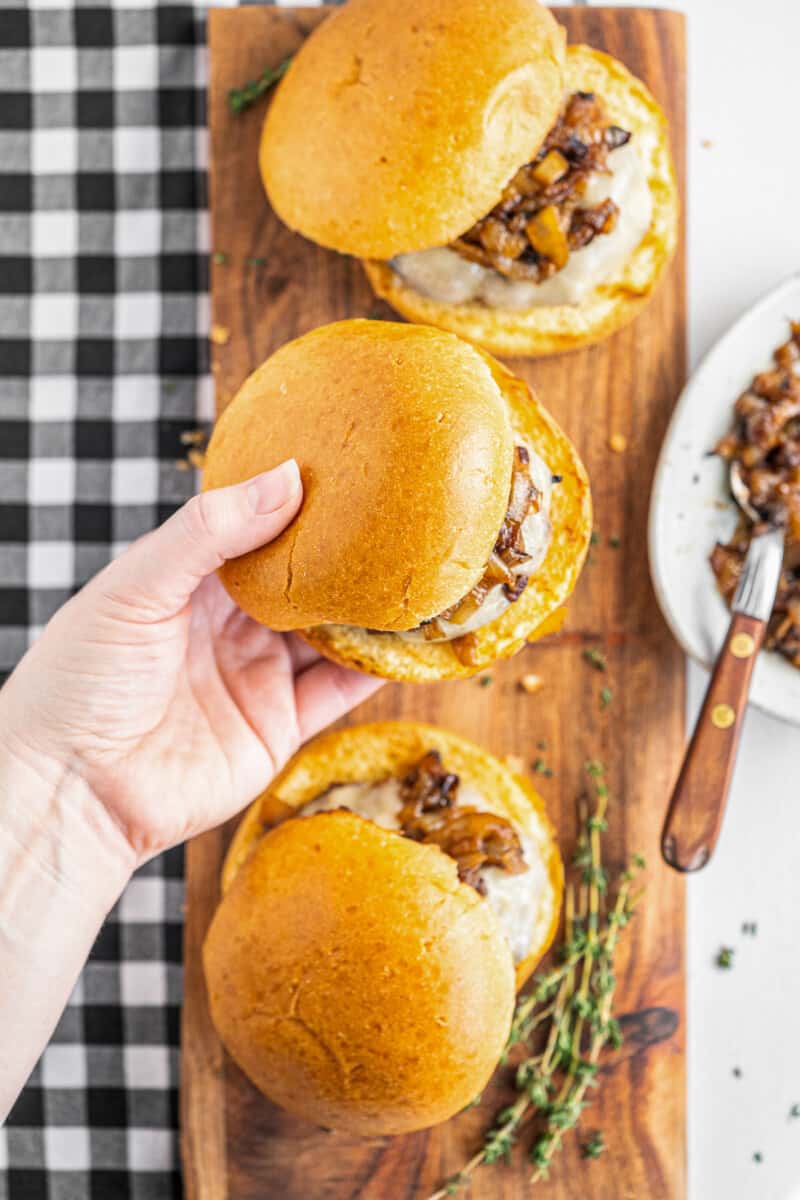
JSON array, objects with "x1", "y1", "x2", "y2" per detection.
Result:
[{"x1": 552, "y1": 1, "x2": 800, "y2": 1195}]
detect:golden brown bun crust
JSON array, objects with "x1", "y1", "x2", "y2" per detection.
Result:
[
  {"x1": 364, "y1": 46, "x2": 679, "y2": 356},
  {"x1": 298, "y1": 352, "x2": 591, "y2": 680},
  {"x1": 260, "y1": 0, "x2": 566, "y2": 258},
  {"x1": 202, "y1": 320, "x2": 513, "y2": 632},
  {"x1": 223, "y1": 721, "x2": 564, "y2": 991},
  {"x1": 204, "y1": 807, "x2": 515, "y2": 1135}
]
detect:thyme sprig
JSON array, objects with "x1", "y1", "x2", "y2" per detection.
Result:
[
  {"x1": 428, "y1": 761, "x2": 644, "y2": 1200},
  {"x1": 228, "y1": 56, "x2": 292, "y2": 114}
]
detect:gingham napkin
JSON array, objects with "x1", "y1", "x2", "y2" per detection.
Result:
[{"x1": 0, "y1": 1, "x2": 254, "y2": 1195}]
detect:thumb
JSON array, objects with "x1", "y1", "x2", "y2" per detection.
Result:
[{"x1": 93, "y1": 460, "x2": 303, "y2": 619}]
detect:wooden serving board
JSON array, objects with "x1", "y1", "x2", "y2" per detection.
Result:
[{"x1": 182, "y1": 7, "x2": 687, "y2": 1198}]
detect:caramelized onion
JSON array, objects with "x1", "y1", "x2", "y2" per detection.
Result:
[
  {"x1": 450, "y1": 632, "x2": 483, "y2": 667},
  {"x1": 711, "y1": 321, "x2": 800, "y2": 668},
  {"x1": 399, "y1": 751, "x2": 528, "y2": 891},
  {"x1": 407, "y1": 445, "x2": 542, "y2": 643},
  {"x1": 438, "y1": 587, "x2": 489, "y2": 627},
  {"x1": 450, "y1": 91, "x2": 631, "y2": 283},
  {"x1": 483, "y1": 552, "x2": 517, "y2": 587}
]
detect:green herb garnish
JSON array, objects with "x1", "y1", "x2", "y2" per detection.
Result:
[
  {"x1": 532, "y1": 758, "x2": 554, "y2": 778},
  {"x1": 753, "y1": 1152, "x2": 763, "y2": 1164},
  {"x1": 716, "y1": 947, "x2": 735, "y2": 969},
  {"x1": 428, "y1": 762, "x2": 644, "y2": 1199},
  {"x1": 583, "y1": 648, "x2": 607, "y2": 672},
  {"x1": 228, "y1": 56, "x2": 292, "y2": 115},
  {"x1": 478, "y1": 675, "x2": 493, "y2": 688},
  {"x1": 608, "y1": 534, "x2": 621, "y2": 549},
  {"x1": 789, "y1": 1104, "x2": 800, "y2": 1119},
  {"x1": 741, "y1": 921, "x2": 758, "y2": 936},
  {"x1": 590, "y1": 531, "x2": 600, "y2": 546},
  {"x1": 581, "y1": 1130, "x2": 606, "y2": 1159},
  {"x1": 600, "y1": 686, "x2": 613, "y2": 709}
]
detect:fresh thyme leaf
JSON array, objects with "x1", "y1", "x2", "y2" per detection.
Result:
[
  {"x1": 716, "y1": 946, "x2": 735, "y2": 969},
  {"x1": 228, "y1": 56, "x2": 292, "y2": 114},
  {"x1": 753, "y1": 1152, "x2": 763, "y2": 1164},
  {"x1": 581, "y1": 1130, "x2": 606, "y2": 1159},
  {"x1": 427, "y1": 761, "x2": 645, "y2": 1200},
  {"x1": 212, "y1": 251, "x2": 229, "y2": 265},
  {"x1": 478, "y1": 675, "x2": 493, "y2": 687},
  {"x1": 790, "y1": 1103, "x2": 800, "y2": 1119},
  {"x1": 608, "y1": 534, "x2": 621, "y2": 548},
  {"x1": 536, "y1": 738, "x2": 548, "y2": 750},
  {"x1": 532, "y1": 758, "x2": 554, "y2": 778},
  {"x1": 600, "y1": 685, "x2": 613, "y2": 709},
  {"x1": 247, "y1": 255, "x2": 267, "y2": 267},
  {"x1": 741, "y1": 921, "x2": 758, "y2": 936},
  {"x1": 590, "y1": 530, "x2": 600, "y2": 546},
  {"x1": 583, "y1": 648, "x2": 607, "y2": 672}
]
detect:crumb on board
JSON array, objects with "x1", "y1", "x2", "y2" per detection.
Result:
[
  {"x1": 180, "y1": 429, "x2": 206, "y2": 446},
  {"x1": 700, "y1": 138, "x2": 713, "y2": 149},
  {"x1": 504, "y1": 754, "x2": 526, "y2": 774},
  {"x1": 175, "y1": 448, "x2": 207, "y2": 472},
  {"x1": 609, "y1": 432, "x2": 628, "y2": 453},
  {"x1": 210, "y1": 323, "x2": 230, "y2": 345},
  {"x1": 519, "y1": 673, "x2": 544, "y2": 694}
]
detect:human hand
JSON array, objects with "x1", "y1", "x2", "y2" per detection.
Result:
[{"x1": 0, "y1": 460, "x2": 383, "y2": 866}]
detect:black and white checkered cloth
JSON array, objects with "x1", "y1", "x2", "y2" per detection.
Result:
[{"x1": 0, "y1": 1, "x2": 319, "y2": 1195}]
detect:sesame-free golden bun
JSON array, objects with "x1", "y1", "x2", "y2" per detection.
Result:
[
  {"x1": 364, "y1": 46, "x2": 679, "y2": 356},
  {"x1": 202, "y1": 320, "x2": 514, "y2": 633},
  {"x1": 205, "y1": 723, "x2": 563, "y2": 1136},
  {"x1": 222, "y1": 721, "x2": 564, "y2": 992},
  {"x1": 206, "y1": 812, "x2": 513, "y2": 1135},
  {"x1": 259, "y1": 0, "x2": 566, "y2": 259},
  {"x1": 300, "y1": 351, "x2": 591, "y2": 681}
]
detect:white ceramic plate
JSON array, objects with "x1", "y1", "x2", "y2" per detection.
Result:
[{"x1": 648, "y1": 272, "x2": 800, "y2": 727}]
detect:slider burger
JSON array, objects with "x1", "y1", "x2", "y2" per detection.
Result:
[
  {"x1": 260, "y1": 0, "x2": 678, "y2": 357},
  {"x1": 203, "y1": 320, "x2": 591, "y2": 681},
  {"x1": 204, "y1": 722, "x2": 563, "y2": 1134}
]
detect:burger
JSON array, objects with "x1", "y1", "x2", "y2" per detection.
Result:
[
  {"x1": 202, "y1": 319, "x2": 591, "y2": 681},
  {"x1": 259, "y1": 0, "x2": 678, "y2": 357},
  {"x1": 203, "y1": 721, "x2": 563, "y2": 1135}
]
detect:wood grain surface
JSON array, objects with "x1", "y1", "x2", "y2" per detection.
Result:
[{"x1": 182, "y1": 7, "x2": 687, "y2": 1198}]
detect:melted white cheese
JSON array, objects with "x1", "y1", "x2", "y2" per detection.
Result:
[
  {"x1": 398, "y1": 439, "x2": 552, "y2": 643},
  {"x1": 301, "y1": 779, "x2": 546, "y2": 964},
  {"x1": 391, "y1": 141, "x2": 652, "y2": 310}
]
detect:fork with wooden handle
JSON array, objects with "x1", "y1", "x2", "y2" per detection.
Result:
[{"x1": 661, "y1": 524, "x2": 784, "y2": 872}]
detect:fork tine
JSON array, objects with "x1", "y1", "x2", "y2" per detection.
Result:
[{"x1": 732, "y1": 528, "x2": 785, "y2": 621}]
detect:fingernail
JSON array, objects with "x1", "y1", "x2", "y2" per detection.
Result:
[{"x1": 247, "y1": 460, "x2": 302, "y2": 515}]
